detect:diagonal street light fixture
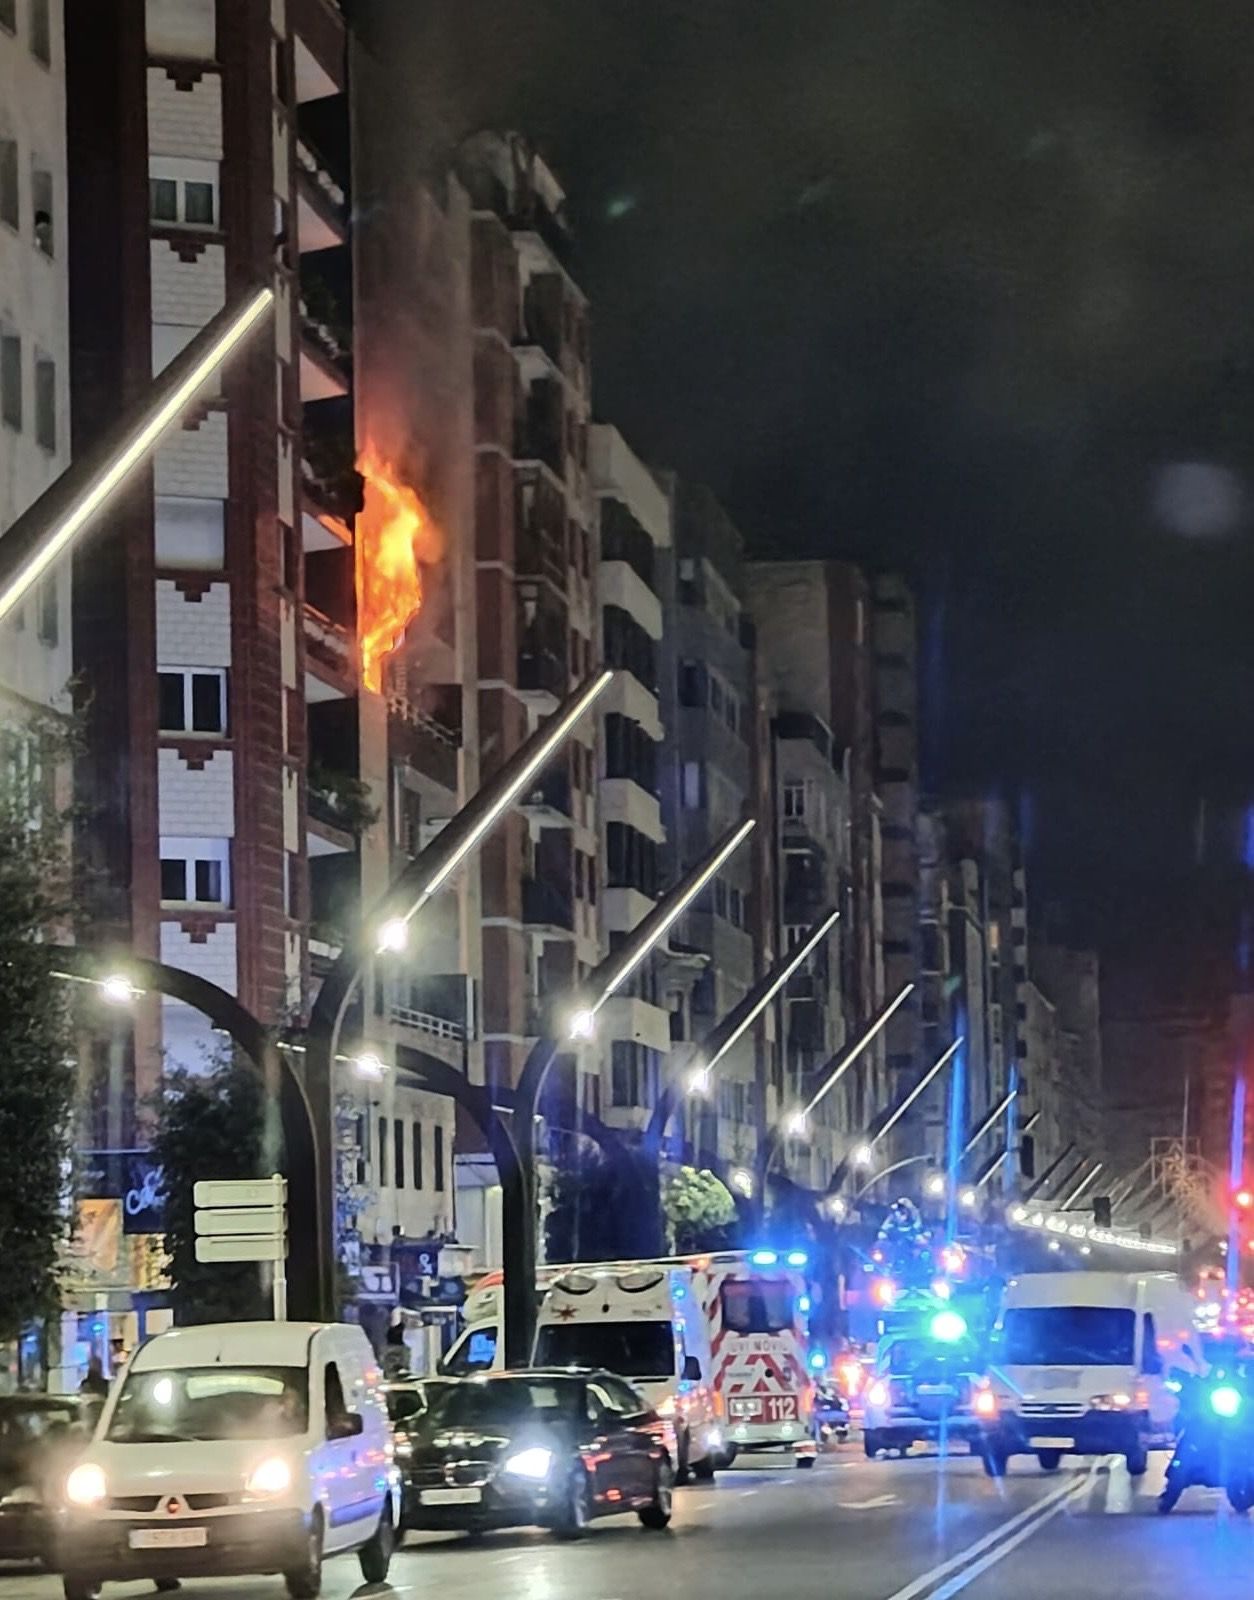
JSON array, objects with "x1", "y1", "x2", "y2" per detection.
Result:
[
  {"x1": 867, "y1": 1037, "x2": 963, "y2": 1152},
  {"x1": 1061, "y1": 1160, "x2": 1105, "y2": 1210},
  {"x1": 976, "y1": 1109, "x2": 1040, "y2": 1188},
  {"x1": 798, "y1": 982, "x2": 916, "y2": 1129},
  {"x1": 961, "y1": 1088, "x2": 1018, "y2": 1159},
  {"x1": 0, "y1": 287, "x2": 274, "y2": 624}
]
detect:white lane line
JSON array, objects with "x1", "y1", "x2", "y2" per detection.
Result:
[
  {"x1": 1104, "y1": 1456, "x2": 1134, "y2": 1514},
  {"x1": 922, "y1": 1472, "x2": 1092, "y2": 1600},
  {"x1": 882, "y1": 1466, "x2": 1094, "y2": 1600},
  {"x1": 843, "y1": 1494, "x2": 900, "y2": 1509}
]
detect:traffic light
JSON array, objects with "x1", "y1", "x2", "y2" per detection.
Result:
[
  {"x1": 1093, "y1": 1196, "x2": 1112, "y2": 1229},
  {"x1": 1020, "y1": 1135, "x2": 1036, "y2": 1180}
]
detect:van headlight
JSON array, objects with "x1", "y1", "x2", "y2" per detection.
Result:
[
  {"x1": 245, "y1": 1456, "x2": 292, "y2": 1496},
  {"x1": 1089, "y1": 1392, "x2": 1133, "y2": 1411},
  {"x1": 502, "y1": 1447, "x2": 552, "y2": 1480},
  {"x1": 66, "y1": 1463, "x2": 107, "y2": 1508}
]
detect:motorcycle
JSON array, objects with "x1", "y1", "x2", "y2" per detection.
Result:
[
  {"x1": 1159, "y1": 1373, "x2": 1254, "y2": 1514},
  {"x1": 812, "y1": 1383, "x2": 851, "y2": 1446}
]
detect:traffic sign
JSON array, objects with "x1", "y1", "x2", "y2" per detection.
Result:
[
  {"x1": 194, "y1": 1208, "x2": 287, "y2": 1237},
  {"x1": 193, "y1": 1177, "x2": 286, "y2": 1209},
  {"x1": 195, "y1": 1234, "x2": 287, "y2": 1264}
]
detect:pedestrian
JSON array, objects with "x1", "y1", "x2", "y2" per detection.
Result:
[{"x1": 79, "y1": 1355, "x2": 109, "y2": 1398}]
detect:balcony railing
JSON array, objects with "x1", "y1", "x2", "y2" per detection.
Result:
[
  {"x1": 303, "y1": 602, "x2": 355, "y2": 679},
  {"x1": 519, "y1": 765, "x2": 571, "y2": 819},
  {"x1": 518, "y1": 648, "x2": 566, "y2": 700},
  {"x1": 296, "y1": 137, "x2": 347, "y2": 218},
  {"x1": 390, "y1": 1004, "x2": 465, "y2": 1043}
]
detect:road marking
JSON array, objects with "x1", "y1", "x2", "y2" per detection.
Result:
[
  {"x1": 923, "y1": 1473, "x2": 1092, "y2": 1599},
  {"x1": 1103, "y1": 1456, "x2": 1134, "y2": 1514},
  {"x1": 843, "y1": 1494, "x2": 900, "y2": 1509},
  {"x1": 882, "y1": 1466, "x2": 1094, "y2": 1600}
]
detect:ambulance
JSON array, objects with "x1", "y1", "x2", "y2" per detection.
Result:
[{"x1": 441, "y1": 1249, "x2": 817, "y2": 1473}]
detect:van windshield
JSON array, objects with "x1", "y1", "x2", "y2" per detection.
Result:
[
  {"x1": 107, "y1": 1367, "x2": 309, "y2": 1442},
  {"x1": 998, "y1": 1307, "x2": 1136, "y2": 1366},
  {"x1": 533, "y1": 1320, "x2": 675, "y2": 1378},
  {"x1": 720, "y1": 1278, "x2": 795, "y2": 1334}
]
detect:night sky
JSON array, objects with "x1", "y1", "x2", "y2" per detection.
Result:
[{"x1": 364, "y1": 0, "x2": 1254, "y2": 977}]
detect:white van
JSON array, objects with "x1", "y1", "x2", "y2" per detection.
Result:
[
  {"x1": 59, "y1": 1321, "x2": 400, "y2": 1600},
  {"x1": 981, "y1": 1271, "x2": 1204, "y2": 1476}
]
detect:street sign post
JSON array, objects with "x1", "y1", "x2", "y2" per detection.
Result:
[{"x1": 193, "y1": 1174, "x2": 288, "y2": 1317}]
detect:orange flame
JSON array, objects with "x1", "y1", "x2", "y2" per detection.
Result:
[{"x1": 354, "y1": 443, "x2": 443, "y2": 694}]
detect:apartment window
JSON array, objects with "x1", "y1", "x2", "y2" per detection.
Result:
[
  {"x1": 783, "y1": 780, "x2": 807, "y2": 819},
  {"x1": 393, "y1": 1118, "x2": 405, "y2": 1190},
  {"x1": 709, "y1": 675, "x2": 724, "y2": 715},
  {"x1": 433, "y1": 1125, "x2": 445, "y2": 1192},
  {"x1": 30, "y1": 0, "x2": 50, "y2": 64},
  {"x1": 0, "y1": 0, "x2": 14, "y2": 34},
  {"x1": 377, "y1": 1117, "x2": 389, "y2": 1187},
  {"x1": 34, "y1": 354, "x2": 54, "y2": 450},
  {"x1": 714, "y1": 877, "x2": 729, "y2": 918},
  {"x1": 412, "y1": 1122, "x2": 423, "y2": 1190},
  {"x1": 158, "y1": 667, "x2": 227, "y2": 735},
  {"x1": 155, "y1": 496, "x2": 225, "y2": 570},
  {"x1": 681, "y1": 760, "x2": 704, "y2": 810},
  {"x1": 784, "y1": 923, "x2": 808, "y2": 951},
  {"x1": 353, "y1": 1114, "x2": 366, "y2": 1185},
  {"x1": 148, "y1": 158, "x2": 219, "y2": 229},
  {"x1": 0, "y1": 140, "x2": 17, "y2": 230},
  {"x1": 31, "y1": 167, "x2": 52, "y2": 255},
  {"x1": 36, "y1": 575, "x2": 57, "y2": 646},
  {"x1": 677, "y1": 659, "x2": 703, "y2": 708},
  {"x1": 159, "y1": 837, "x2": 231, "y2": 907},
  {"x1": 729, "y1": 885, "x2": 743, "y2": 928},
  {"x1": 0, "y1": 333, "x2": 19, "y2": 430}
]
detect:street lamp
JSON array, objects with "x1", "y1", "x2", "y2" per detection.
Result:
[
  {"x1": 867, "y1": 1037, "x2": 962, "y2": 1153},
  {"x1": 959, "y1": 1187, "x2": 978, "y2": 1209},
  {"x1": 925, "y1": 1172, "x2": 946, "y2": 1198},
  {"x1": 852, "y1": 1143, "x2": 875, "y2": 1169},
  {"x1": 729, "y1": 1168, "x2": 754, "y2": 1198},
  {"x1": 688, "y1": 1065, "x2": 712, "y2": 1095},
  {"x1": 566, "y1": 1007, "x2": 596, "y2": 1043},
  {"x1": 375, "y1": 918, "x2": 409, "y2": 955},
  {"x1": 351, "y1": 1052, "x2": 386, "y2": 1081},
  {"x1": 784, "y1": 1109, "x2": 809, "y2": 1139},
  {"x1": 98, "y1": 973, "x2": 139, "y2": 1005}
]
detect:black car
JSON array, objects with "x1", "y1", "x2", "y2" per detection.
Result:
[
  {"x1": 393, "y1": 1370, "x2": 674, "y2": 1539},
  {"x1": 0, "y1": 1396, "x2": 101, "y2": 1565}
]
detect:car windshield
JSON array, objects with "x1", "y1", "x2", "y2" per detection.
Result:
[
  {"x1": 533, "y1": 1320, "x2": 675, "y2": 1378},
  {"x1": 720, "y1": 1279, "x2": 795, "y2": 1334},
  {"x1": 998, "y1": 1307, "x2": 1137, "y2": 1367},
  {"x1": 107, "y1": 1367, "x2": 309, "y2": 1442},
  {"x1": 423, "y1": 1378, "x2": 581, "y2": 1429},
  {"x1": 886, "y1": 1339, "x2": 978, "y2": 1375}
]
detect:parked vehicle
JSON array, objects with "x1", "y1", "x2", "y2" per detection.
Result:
[
  {"x1": 58, "y1": 1321, "x2": 400, "y2": 1600},
  {"x1": 862, "y1": 1327, "x2": 987, "y2": 1458},
  {"x1": 395, "y1": 1370, "x2": 674, "y2": 1539},
  {"x1": 0, "y1": 1395, "x2": 100, "y2": 1566},
  {"x1": 979, "y1": 1271, "x2": 1202, "y2": 1476}
]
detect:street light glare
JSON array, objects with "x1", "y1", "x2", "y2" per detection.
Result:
[
  {"x1": 729, "y1": 1167, "x2": 754, "y2": 1198},
  {"x1": 376, "y1": 917, "x2": 409, "y2": 954},
  {"x1": 853, "y1": 1143, "x2": 874, "y2": 1169},
  {"x1": 99, "y1": 973, "x2": 138, "y2": 1005},
  {"x1": 567, "y1": 1008, "x2": 596, "y2": 1042},
  {"x1": 925, "y1": 1173, "x2": 946, "y2": 1197},
  {"x1": 352, "y1": 1052, "x2": 386, "y2": 1081},
  {"x1": 688, "y1": 1065, "x2": 711, "y2": 1095},
  {"x1": 785, "y1": 1109, "x2": 809, "y2": 1138},
  {"x1": 959, "y1": 1187, "x2": 978, "y2": 1208}
]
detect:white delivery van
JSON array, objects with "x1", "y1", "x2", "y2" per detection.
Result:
[
  {"x1": 980, "y1": 1271, "x2": 1204, "y2": 1477},
  {"x1": 533, "y1": 1263, "x2": 724, "y2": 1480},
  {"x1": 59, "y1": 1321, "x2": 399, "y2": 1600}
]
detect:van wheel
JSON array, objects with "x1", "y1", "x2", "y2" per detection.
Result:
[
  {"x1": 675, "y1": 1428, "x2": 691, "y2": 1485},
  {"x1": 863, "y1": 1431, "x2": 882, "y2": 1459},
  {"x1": 1036, "y1": 1450, "x2": 1062, "y2": 1472},
  {"x1": 1125, "y1": 1442, "x2": 1149, "y2": 1478},
  {"x1": 638, "y1": 1460, "x2": 674, "y2": 1529},
  {"x1": 692, "y1": 1451, "x2": 716, "y2": 1481},
  {"x1": 358, "y1": 1503, "x2": 395, "y2": 1583},
  {"x1": 550, "y1": 1468, "x2": 590, "y2": 1541},
  {"x1": 63, "y1": 1576, "x2": 100, "y2": 1600},
  {"x1": 284, "y1": 1511, "x2": 323, "y2": 1600},
  {"x1": 796, "y1": 1453, "x2": 816, "y2": 1469}
]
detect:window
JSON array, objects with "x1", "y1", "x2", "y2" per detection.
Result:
[
  {"x1": 412, "y1": 1122, "x2": 423, "y2": 1190},
  {"x1": 681, "y1": 760, "x2": 704, "y2": 809},
  {"x1": 610, "y1": 1040, "x2": 658, "y2": 1107},
  {"x1": 1, "y1": 333, "x2": 20, "y2": 430},
  {"x1": 148, "y1": 158, "x2": 219, "y2": 229},
  {"x1": 158, "y1": 837, "x2": 231, "y2": 906},
  {"x1": 677, "y1": 659, "x2": 703, "y2": 708},
  {"x1": 0, "y1": 140, "x2": 17, "y2": 230},
  {"x1": 377, "y1": 1117, "x2": 389, "y2": 1187},
  {"x1": 0, "y1": 0, "x2": 14, "y2": 34},
  {"x1": 158, "y1": 668, "x2": 227, "y2": 735},
  {"x1": 783, "y1": 780, "x2": 806, "y2": 819},
  {"x1": 393, "y1": 1118, "x2": 405, "y2": 1190},
  {"x1": 433, "y1": 1124, "x2": 445, "y2": 1192},
  {"x1": 997, "y1": 1306, "x2": 1135, "y2": 1366},
  {"x1": 720, "y1": 1278, "x2": 795, "y2": 1334},
  {"x1": 36, "y1": 575, "x2": 57, "y2": 646},
  {"x1": 709, "y1": 675, "x2": 724, "y2": 715},
  {"x1": 533, "y1": 1323, "x2": 676, "y2": 1381},
  {"x1": 155, "y1": 497, "x2": 225, "y2": 569},
  {"x1": 30, "y1": 0, "x2": 50, "y2": 64},
  {"x1": 1141, "y1": 1313, "x2": 1163, "y2": 1376},
  {"x1": 34, "y1": 355, "x2": 54, "y2": 450},
  {"x1": 323, "y1": 1363, "x2": 348, "y2": 1432},
  {"x1": 31, "y1": 167, "x2": 52, "y2": 255}
]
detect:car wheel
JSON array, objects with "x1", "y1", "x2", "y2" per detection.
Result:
[
  {"x1": 716, "y1": 1445, "x2": 738, "y2": 1469},
  {"x1": 796, "y1": 1453, "x2": 816, "y2": 1469},
  {"x1": 638, "y1": 1460, "x2": 674, "y2": 1530},
  {"x1": 692, "y1": 1450, "x2": 716, "y2": 1482},
  {"x1": 1228, "y1": 1482, "x2": 1254, "y2": 1514},
  {"x1": 358, "y1": 1502, "x2": 395, "y2": 1584},
  {"x1": 284, "y1": 1511, "x2": 324, "y2": 1600},
  {"x1": 550, "y1": 1468, "x2": 590, "y2": 1541},
  {"x1": 675, "y1": 1427, "x2": 692, "y2": 1485},
  {"x1": 863, "y1": 1431, "x2": 882, "y2": 1460},
  {"x1": 1125, "y1": 1442, "x2": 1149, "y2": 1478},
  {"x1": 1036, "y1": 1450, "x2": 1062, "y2": 1472},
  {"x1": 63, "y1": 1576, "x2": 100, "y2": 1600},
  {"x1": 981, "y1": 1443, "x2": 1008, "y2": 1478}
]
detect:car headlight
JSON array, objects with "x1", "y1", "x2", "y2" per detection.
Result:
[
  {"x1": 393, "y1": 1437, "x2": 413, "y2": 1459},
  {"x1": 244, "y1": 1456, "x2": 292, "y2": 1497},
  {"x1": 866, "y1": 1381, "x2": 889, "y2": 1408},
  {"x1": 1210, "y1": 1385, "x2": 1243, "y2": 1419},
  {"x1": 1089, "y1": 1392, "x2": 1133, "y2": 1411},
  {"x1": 973, "y1": 1388, "x2": 998, "y2": 1418},
  {"x1": 66, "y1": 1463, "x2": 107, "y2": 1508},
  {"x1": 502, "y1": 1447, "x2": 553, "y2": 1480}
]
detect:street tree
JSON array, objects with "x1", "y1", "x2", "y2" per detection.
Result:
[{"x1": 662, "y1": 1165, "x2": 738, "y2": 1254}]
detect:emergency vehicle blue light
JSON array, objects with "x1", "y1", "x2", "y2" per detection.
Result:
[
  {"x1": 1211, "y1": 1384, "x2": 1242, "y2": 1419},
  {"x1": 786, "y1": 1250, "x2": 808, "y2": 1267},
  {"x1": 930, "y1": 1310, "x2": 968, "y2": 1344},
  {"x1": 809, "y1": 1349, "x2": 826, "y2": 1371},
  {"x1": 751, "y1": 1249, "x2": 778, "y2": 1266},
  {"x1": 798, "y1": 1295, "x2": 811, "y2": 1313}
]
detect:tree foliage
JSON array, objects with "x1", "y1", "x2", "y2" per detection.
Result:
[
  {"x1": 662, "y1": 1166, "x2": 738, "y2": 1254},
  {"x1": 0, "y1": 717, "x2": 78, "y2": 1341},
  {"x1": 545, "y1": 1148, "x2": 655, "y2": 1263},
  {"x1": 150, "y1": 1054, "x2": 268, "y2": 1324}
]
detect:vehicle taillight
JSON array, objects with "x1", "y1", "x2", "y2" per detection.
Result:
[
  {"x1": 867, "y1": 1380, "x2": 890, "y2": 1408},
  {"x1": 974, "y1": 1388, "x2": 997, "y2": 1418}
]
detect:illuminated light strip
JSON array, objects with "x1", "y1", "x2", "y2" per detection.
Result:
[
  {"x1": 803, "y1": 983, "x2": 915, "y2": 1118},
  {"x1": 701, "y1": 908, "x2": 840, "y2": 1073},
  {"x1": 961, "y1": 1089, "x2": 1017, "y2": 1158},
  {"x1": 977, "y1": 1148, "x2": 1010, "y2": 1188},
  {"x1": 588, "y1": 816, "x2": 756, "y2": 1015},
  {"x1": 0, "y1": 287, "x2": 274, "y2": 626},
  {"x1": 1007, "y1": 1207, "x2": 1176, "y2": 1257},
  {"x1": 869, "y1": 1037, "x2": 962, "y2": 1148},
  {"x1": 1059, "y1": 1160, "x2": 1104, "y2": 1210},
  {"x1": 416, "y1": 671, "x2": 612, "y2": 916}
]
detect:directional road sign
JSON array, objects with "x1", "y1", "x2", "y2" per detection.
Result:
[{"x1": 194, "y1": 1235, "x2": 287, "y2": 1264}]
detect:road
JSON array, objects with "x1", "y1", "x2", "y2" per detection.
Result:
[{"x1": 3, "y1": 1447, "x2": 1254, "y2": 1600}]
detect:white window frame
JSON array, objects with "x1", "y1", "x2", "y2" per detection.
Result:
[
  {"x1": 782, "y1": 779, "x2": 807, "y2": 819},
  {"x1": 157, "y1": 665, "x2": 227, "y2": 735},
  {"x1": 148, "y1": 155, "x2": 220, "y2": 230},
  {"x1": 159, "y1": 836, "x2": 231, "y2": 908}
]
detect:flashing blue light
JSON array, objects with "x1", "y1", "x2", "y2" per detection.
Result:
[
  {"x1": 751, "y1": 1249, "x2": 778, "y2": 1266},
  {"x1": 786, "y1": 1249, "x2": 808, "y2": 1268},
  {"x1": 798, "y1": 1294, "x2": 812, "y2": 1313},
  {"x1": 809, "y1": 1349, "x2": 826, "y2": 1371},
  {"x1": 1211, "y1": 1384, "x2": 1243, "y2": 1419},
  {"x1": 929, "y1": 1310, "x2": 969, "y2": 1344}
]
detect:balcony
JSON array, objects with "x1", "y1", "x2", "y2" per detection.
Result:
[
  {"x1": 300, "y1": 295, "x2": 351, "y2": 401},
  {"x1": 522, "y1": 877, "x2": 574, "y2": 937},
  {"x1": 517, "y1": 646, "x2": 566, "y2": 706},
  {"x1": 387, "y1": 700, "x2": 460, "y2": 795},
  {"x1": 296, "y1": 137, "x2": 348, "y2": 253},
  {"x1": 304, "y1": 602, "x2": 355, "y2": 699},
  {"x1": 518, "y1": 764, "x2": 572, "y2": 827},
  {"x1": 307, "y1": 762, "x2": 377, "y2": 840},
  {"x1": 301, "y1": 411, "x2": 361, "y2": 525}
]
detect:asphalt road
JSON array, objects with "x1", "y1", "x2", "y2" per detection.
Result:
[{"x1": 3, "y1": 1446, "x2": 1253, "y2": 1600}]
